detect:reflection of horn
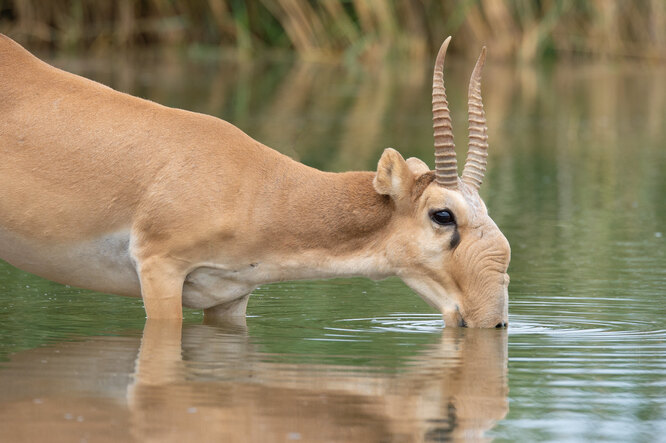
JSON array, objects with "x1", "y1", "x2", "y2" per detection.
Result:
[
  {"x1": 433, "y1": 36, "x2": 458, "y2": 189},
  {"x1": 462, "y1": 47, "x2": 489, "y2": 191}
]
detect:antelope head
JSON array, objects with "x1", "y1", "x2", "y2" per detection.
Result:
[{"x1": 374, "y1": 37, "x2": 510, "y2": 328}]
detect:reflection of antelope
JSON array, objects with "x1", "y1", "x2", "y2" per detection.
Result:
[
  {"x1": 0, "y1": 321, "x2": 508, "y2": 442},
  {"x1": 0, "y1": 34, "x2": 509, "y2": 327}
]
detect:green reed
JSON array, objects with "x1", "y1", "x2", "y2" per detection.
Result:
[{"x1": 0, "y1": 0, "x2": 664, "y2": 60}]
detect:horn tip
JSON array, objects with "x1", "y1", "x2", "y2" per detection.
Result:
[
  {"x1": 473, "y1": 47, "x2": 487, "y2": 74},
  {"x1": 479, "y1": 46, "x2": 487, "y2": 61},
  {"x1": 438, "y1": 36, "x2": 452, "y2": 54}
]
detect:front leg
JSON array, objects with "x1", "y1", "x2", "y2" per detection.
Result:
[{"x1": 137, "y1": 257, "x2": 187, "y2": 319}]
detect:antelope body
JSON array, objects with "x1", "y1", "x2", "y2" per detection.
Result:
[{"x1": 0, "y1": 34, "x2": 510, "y2": 327}]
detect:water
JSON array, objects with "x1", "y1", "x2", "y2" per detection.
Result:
[{"x1": 1, "y1": 50, "x2": 665, "y2": 442}]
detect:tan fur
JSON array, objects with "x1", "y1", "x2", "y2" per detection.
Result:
[{"x1": 0, "y1": 34, "x2": 509, "y2": 327}]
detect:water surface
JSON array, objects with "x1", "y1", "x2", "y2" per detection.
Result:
[{"x1": 0, "y1": 51, "x2": 664, "y2": 442}]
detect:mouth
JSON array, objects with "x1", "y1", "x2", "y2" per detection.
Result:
[
  {"x1": 442, "y1": 306, "x2": 466, "y2": 328},
  {"x1": 456, "y1": 306, "x2": 467, "y2": 328},
  {"x1": 456, "y1": 306, "x2": 467, "y2": 327},
  {"x1": 447, "y1": 306, "x2": 509, "y2": 329}
]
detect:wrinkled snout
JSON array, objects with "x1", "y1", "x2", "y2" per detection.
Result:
[{"x1": 449, "y1": 228, "x2": 511, "y2": 328}]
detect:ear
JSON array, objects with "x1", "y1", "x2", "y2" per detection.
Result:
[
  {"x1": 373, "y1": 148, "x2": 414, "y2": 200},
  {"x1": 406, "y1": 157, "x2": 430, "y2": 175}
]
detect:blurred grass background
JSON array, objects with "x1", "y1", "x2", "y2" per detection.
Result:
[{"x1": 0, "y1": 0, "x2": 664, "y2": 61}]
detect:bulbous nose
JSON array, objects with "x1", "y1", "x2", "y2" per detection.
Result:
[{"x1": 495, "y1": 322, "x2": 508, "y2": 328}]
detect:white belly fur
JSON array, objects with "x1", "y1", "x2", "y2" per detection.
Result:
[
  {"x1": 0, "y1": 228, "x2": 141, "y2": 297},
  {"x1": 0, "y1": 228, "x2": 256, "y2": 309}
]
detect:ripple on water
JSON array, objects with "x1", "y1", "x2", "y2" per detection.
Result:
[
  {"x1": 330, "y1": 314, "x2": 445, "y2": 334},
  {"x1": 508, "y1": 315, "x2": 666, "y2": 343}
]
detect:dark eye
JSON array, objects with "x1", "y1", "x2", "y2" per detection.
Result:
[{"x1": 430, "y1": 209, "x2": 455, "y2": 226}]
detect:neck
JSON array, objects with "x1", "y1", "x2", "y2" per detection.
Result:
[{"x1": 253, "y1": 169, "x2": 395, "y2": 283}]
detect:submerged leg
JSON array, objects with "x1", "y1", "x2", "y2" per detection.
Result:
[
  {"x1": 203, "y1": 293, "x2": 250, "y2": 326},
  {"x1": 137, "y1": 257, "x2": 187, "y2": 319}
]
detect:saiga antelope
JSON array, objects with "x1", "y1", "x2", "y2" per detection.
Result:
[{"x1": 0, "y1": 35, "x2": 510, "y2": 327}]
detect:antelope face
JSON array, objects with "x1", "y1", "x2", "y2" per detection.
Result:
[
  {"x1": 374, "y1": 37, "x2": 510, "y2": 328},
  {"x1": 404, "y1": 177, "x2": 510, "y2": 328}
]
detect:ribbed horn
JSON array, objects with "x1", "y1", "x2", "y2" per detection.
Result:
[
  {"x1": 462, "y1": 47, "x2": 488, "y2": 191},
  {"x1": 433, "y1": 36, "x2": 458, "y2": 189}
]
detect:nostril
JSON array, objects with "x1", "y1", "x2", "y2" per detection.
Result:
[{"x1": 495, "y1": 322, "x2": 507, "y2": 328}]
